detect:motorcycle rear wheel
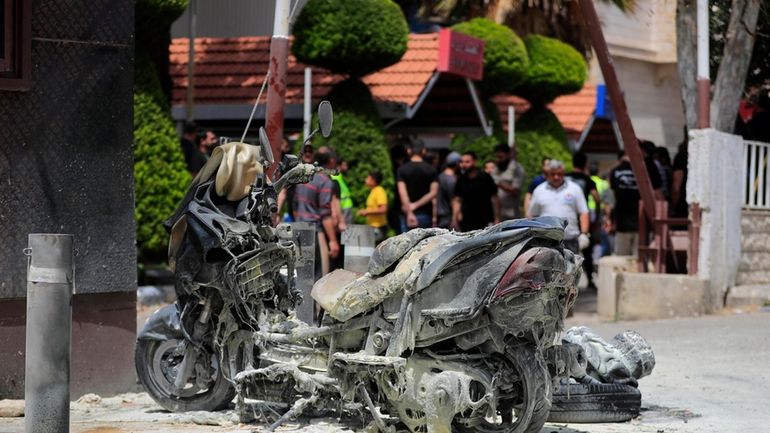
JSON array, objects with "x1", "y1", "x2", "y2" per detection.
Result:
[
  {"x1": 455, "y1": 348, "x2": 551, "y2": 433},
  {"x1": 135, "y1": 338, "x2": 235, "y2": 412}
]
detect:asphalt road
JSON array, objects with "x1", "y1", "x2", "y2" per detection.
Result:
[{"x1": 1, "y1": 310, "x2": 768, "y2": 433}]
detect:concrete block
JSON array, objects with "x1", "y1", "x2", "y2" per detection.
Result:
[
  {"x1": 738, "y1": 251, "x2": 770, "y2": 272},
  {"x1": 596, "y1": 256, "x2": 637, "y2": 321},
  {"x1": 735, "y1": 269, "x2": 770, "y2": 285},
  {"x1": 726, "y1": 284, "x2": 770, "y2": 308},
  {"x1": 0, "y1": 400, "x2": 24, "y2": 417},
  {"x1": 616, "y1": 272, "x2": 710, "y2": 320},
  {"x1": 740, "y1": 232, "x2": 770, "y2": 252}
]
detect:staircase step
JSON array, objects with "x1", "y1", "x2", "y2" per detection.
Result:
[{"x1": 726, "y1": 284, "x2": 770, "y2": 308}]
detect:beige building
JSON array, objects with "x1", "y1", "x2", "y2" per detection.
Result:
[{"x1": 592, "y1": 0, "x2": 686, "y2": 152}]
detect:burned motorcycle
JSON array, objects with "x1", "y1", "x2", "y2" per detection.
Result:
[{"x1": 135, "y1": 101, "x2": 585, "y2": 433}]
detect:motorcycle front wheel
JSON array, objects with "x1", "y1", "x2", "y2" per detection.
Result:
[
  {"x1": 455, "y1": 348, "x2": 552, "y2": 433},
  {"x1": 135, "y1": 338, "x2": 235, "y2": 412}
]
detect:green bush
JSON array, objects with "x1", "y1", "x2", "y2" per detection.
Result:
[
  {"x1": 136, "y1": 0, "x2": 188, "y2": 45},
  {"x1": 134, "y1": 55, "x2": 190, "y2": 261},
  {"x1": 292, "y1": 0, "x2": 409, "y2": 77},
  {"x1": 515, "y1": 107, "x2": 572, "y2": 187},
  {"x1": 515, "y1": 35, "x2": 587, "y2": 105},
  {"x1": 449, "y1": 134, "x2": 500, "y2": 167},
  {"x1": 452, "y1": 18, "x2": 529, "y2": 95},
  {"x1": 311, "y1": 79, "x2": 394, "y2": 212}
]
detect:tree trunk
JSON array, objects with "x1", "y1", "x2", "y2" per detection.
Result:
[
  {"x1": 676, "y1": 0, "x2": 698, "y2": 131},
  {"x1": 710, "y1": 0, "x2": 761, "y2": 132}
]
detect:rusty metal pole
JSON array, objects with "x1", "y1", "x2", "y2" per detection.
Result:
[
  {"x1": 578, "y1": 0, "x2": 655, "y2": 221},
  {"x1": 24, "y1": 234, "x2": 74, "y2": 433},
  {"x1": 186, "y1": 0, "x2": 196, "y2": 121},
  {"x1": 696, "y1": 0, "x2": 710, "y2": 128},
  {"x1": 266, "y1": 0, "x2": 291, "y2": 178}
]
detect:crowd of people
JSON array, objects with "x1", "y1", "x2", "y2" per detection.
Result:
[{"x1": 178, "y1": 123, "x2": 689, "y2": 283}]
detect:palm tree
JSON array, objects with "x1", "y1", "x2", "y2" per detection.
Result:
[{"x1": 402, "y1": 0, "x2": 636, "y2": 56}]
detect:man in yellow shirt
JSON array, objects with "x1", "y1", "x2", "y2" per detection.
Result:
[{"x1": 358, "y1": 170, "x2": 388, "y2": 244}]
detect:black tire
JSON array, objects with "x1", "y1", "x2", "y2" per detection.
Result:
[
  {"x1": 456, "y1": 348, "x2": 552, "y2": 433},
  {"x1": 547, "y1": 382, "x2": 641, "y2": 423},
  {"x1": 135, "y1": 338, "x2": 235, "y2": 412}
]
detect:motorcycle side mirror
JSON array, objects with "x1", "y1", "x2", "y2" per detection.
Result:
[
  {"x1": 318, "y1": 101, "x2": 333, "y2": 138},
  {"x1": 258, "y1": 127, "x2": 275, "y2": 166}
]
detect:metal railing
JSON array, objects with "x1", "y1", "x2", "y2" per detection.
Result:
[{"x1": 743, "y1": 140, "x2": 770, "y2": 210}]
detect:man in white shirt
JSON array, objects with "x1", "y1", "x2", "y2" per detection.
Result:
[{"x1": 527, "y1": 159, "x2": 590, "y2": 254}]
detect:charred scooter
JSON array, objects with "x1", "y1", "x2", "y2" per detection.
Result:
[{"x1": 136, "y1": 101, "x2": 586, "y2": 433}]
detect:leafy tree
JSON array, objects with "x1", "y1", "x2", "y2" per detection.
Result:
[
  {"x1": 515, "y1": 35, "x2": 587, "y2": 106},
  {"x1": 292, "y1": 0, "x2": 409, "y2": 77},
  {"x1": 312, "y1": 79, "x2": 395, "y2": 211},
  {"x1": 134, "y1": 0, "x2": 190, "y2": 262},
  {"x1": 452, "y1": 18, "x2": 529, "y2": 94},
  {"x1": 515, "y1": 107, "x2": 572, "y2": 187}
]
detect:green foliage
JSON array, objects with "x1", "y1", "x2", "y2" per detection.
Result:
[
  {"x1": 312, "y1": 79, "x2": 394, "y2": 211},
  {"x1": 292, "y1": 0, "x2": 409, "y2": 77},
  {"x1": 135, "y1": 0, "x2": 188, "y2": 46},
  {"x1": 515, "y1": 107, "x2": 571, "y2": 187},
  {"x1": 449, "y1": 134, "x2": 500, "y2": 167},
  {"x1": 452, "y1": 18, "x2": 529, "y2": 95},
  {"x1": 515, "y1": 35, "x2": 587, "y2": 106},
  {"x1": 134, "y1": 55, "x2": 190, "y2": 261}
]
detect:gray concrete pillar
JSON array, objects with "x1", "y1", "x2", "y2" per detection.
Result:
[
  {"x1": 290, "y1": 222, "x2": 316, "y2": 323},
  {"x1": 342, "y1": 225, "x2": 375, "y2": 273},
  {"x1": 24, "y1": 234, "x2": 74, "y2": 433}
]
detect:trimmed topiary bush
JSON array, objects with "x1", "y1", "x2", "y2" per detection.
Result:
[
  {"x1": 515, "y1": 107, "x2": 572, "y2": 187},
  {"x1": 449, "y1": 134, "x2": 500, "y2": 167},
  {"x1": 515, "y1": 35, "x2": 587, "y2": 105},
  {"x1": 452, "y1": 18, "x2": 529, "y2": 95},
  {"x1": 292, "y1": 0, "x2": 409, "y2": 77},
  {"x1": 134, "y1": 54, "x2": 191, "y2": 261},
  {"x1": 311, "y1": 79, "x2": 394, "y2": 212}
]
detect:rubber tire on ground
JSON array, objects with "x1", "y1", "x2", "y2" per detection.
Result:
[
  {"x1": 135, "y1": 338, "x2": 235, "y2": 412},
  {"x1": 547, "y1": 382, "x2": 641, "y2": 423}
]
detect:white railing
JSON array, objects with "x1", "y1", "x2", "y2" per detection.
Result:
[{"x1": 743, "y1": 140, "x2": 770, "y2": 210}]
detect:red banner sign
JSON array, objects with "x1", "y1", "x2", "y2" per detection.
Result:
[{"x1": 437, "y1": 28, "x2": 485, "y2": 81}]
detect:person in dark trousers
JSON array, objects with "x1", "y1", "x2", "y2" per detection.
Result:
[
  {"x1": 437, "y1": 152, "x2": 460, "y2": 228},
  {"x1": 609, "y1": 151, "x2": 664, "y2": 256},
  {"x1": 567, "y1": 152, "x2": 600, "y2": 290},
  {"x1": 397, "y1": 141, "x2": 438, "y2": 231},
  {"x1": 180, "y1": 121, "x2": 206, "y2": 176},
  {"x1": 452, "y1": 151, "x2": 500, "y2": 231}
]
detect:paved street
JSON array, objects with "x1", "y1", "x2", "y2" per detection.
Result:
[{"x1": 1, "y1": 310, "x2": 768, "y2": 433}]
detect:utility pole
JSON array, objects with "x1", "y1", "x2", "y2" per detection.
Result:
[
  {"x1": 696, "y1": 0, "x2": 710, "y2": 128},
  {"x1": 266, "y1": 0, "x2": 291, "y2": 176},
  {"x1": 186, "y1": 0, "x2": 197, "y2": 121}
]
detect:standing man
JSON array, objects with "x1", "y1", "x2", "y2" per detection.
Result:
[
  {"x1": 180, "y1": 121, "x2": 206, "y2": 176},
  {"x1": 397, "y1": 141, "x2": 438, "y2": 231},
  {"x1": 437, "y1": 152, "x2": 460, "y2": 228},
  {"x1": 527, "y1": 160, "x2": 590, "y2": 254},
  {"x1": 452, "y1": 151, "x2": 500, "y2": 231},
  {"x1": 490, "y1": 143, "x2": 526, "y2": 220},
  {"x1": 609, "y1": 151, "x2": 663, "y2": 256},
  {"x1": 567, "y1": 152, "x2": 600, "y2": 289},
  {"x1": 292, "y1": 151, "x2": 340, "y2": 280}
]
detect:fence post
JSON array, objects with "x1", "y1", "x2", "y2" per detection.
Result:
[
  {"x1": 24, "y1": 234, "x2": 74, "y2": 433},
  {"x1": 342, "y1": 225, "x2": 376, "y2": 273},
  {"x1": 290, "y1": 222, "x2": 316, "y2": 323}
]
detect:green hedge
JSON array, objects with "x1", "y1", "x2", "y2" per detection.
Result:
[
  {"x1": 292, "y1": 0, "x2": 408, "y2": 77},
  {"x1": 515, "y1": 107, "x2": 572, "y2": 188},
  {"x1": 515, "y1": 35, "x2": 587, "y2": 105},
  {"x1": 452, "y1": 18, "x2": 529, "y2": 95},
  {"x1": 311, "y1": 79, "x2": 394, "y2": 213},
  {"x1": 136, "y1": 0, "x2": 188, "y2": 45},
  {"x1": 134, "y1": 55, "x2": 190, "y2": 261},
  {"x1": 449, "y1": 134, "x2": 500, "y2": 167}
]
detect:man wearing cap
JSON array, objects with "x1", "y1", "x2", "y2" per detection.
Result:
[
  {"x1": 490, "y1": 143, "x2": 526, "y2": 220},
  {"x1": 437, "y1": 151, "x2": 460, "y2": 228},
  {"x1": 397, "y1": 141, "x2": 438, "y2": 231}
]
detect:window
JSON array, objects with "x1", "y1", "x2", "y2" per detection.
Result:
[{"x1": 0, "y1": 0, "x2": 30, "y2": 90}]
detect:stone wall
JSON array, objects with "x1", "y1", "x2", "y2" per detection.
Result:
[{"x1": 737, "y1": 210, "x2": 770, "y2": 285}]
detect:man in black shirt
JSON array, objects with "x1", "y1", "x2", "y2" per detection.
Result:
[
  {"x1": 610, "y1": 151, "x2": 663, "y2": 256},
  {"x1": 397, "y1": 141, "x2": 438, "y2": 231},
  {"x1": 567, "y1": 151, "x2": 600, "y2": 289},
  {"x1": 179, "y1": 121, "x2": 206, "y2": 176},
  {"x1": 452, "y1": 151, "x2": 500, "y2": 231}
]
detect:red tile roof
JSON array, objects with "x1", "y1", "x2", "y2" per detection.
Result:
[{"x1": 170, "y1": 34, "x2": 595, "y2": 133}]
